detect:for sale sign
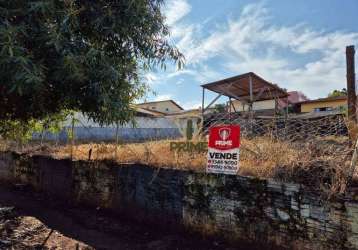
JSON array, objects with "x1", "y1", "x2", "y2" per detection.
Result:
[{"x1": 207, "y1": 125, "x2": 240, "y2": 175}]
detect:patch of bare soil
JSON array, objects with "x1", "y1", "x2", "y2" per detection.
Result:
[
  {"x1": 0, "y1": 207, "x2": 90, "y2": 249},
  {"x1": 0, "y1": 185, "x2": 280, "y2": 250}
]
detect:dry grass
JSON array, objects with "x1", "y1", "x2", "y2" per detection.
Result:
[
  {"x1": 0, "y1": 136, "x2": 353, "y2": 193},
  {"x1": 50, "y1": 136, "x2": 353, "y2": 192}
]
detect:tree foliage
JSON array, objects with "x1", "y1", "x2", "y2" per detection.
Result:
[
  {"x1": 213, "y1": 103, "x2": 226, "y2": 113},
  {"x1": 0, "y1": 0, "x2": 183, "y2": 125},
  {"x1": 328, "y1": 88, "x2": 347, "y2": 98},
  {"x1": 0, "y1": 110, "x2": 69, "y2": 144}
]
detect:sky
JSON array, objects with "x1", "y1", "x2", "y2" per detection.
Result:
[{"x1": 141, "y1": 0, "x2": 358, "y2": 109}]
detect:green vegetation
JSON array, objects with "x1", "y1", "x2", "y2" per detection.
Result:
[
  {"x1": 0, "y1": 110, "x2": 69, "y2": 144},
  {"x1": 328, "y1": 88, "x2": 347, "y2": 97},
  {"x1": 0, "y1": 0, "x2": 183, "y2": 125},
  {"x1": 213, "y1": 104, "x2": 226, "y2": 113}
]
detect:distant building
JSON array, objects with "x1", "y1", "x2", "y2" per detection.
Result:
[
  {"x1": 230, "y1": 91, "x2": 309, "y2": 114},
  {"x1": 230, "y1": 99, "x2": 276, "y2": 112},
  {"x1": 298, "y1": 96, "x2": 348, "y2": 113},
  {"x1": 165, "y1": 109, "x2": 202, "y2": 138},
  {"x1": 135, "y1": 107, "x2": 165, "y2": 117},
  {"x1": 278, "y1": 91, "x2": 309, "y2": 108},
  {"x1": 165, "y1": 108, "x2": 216, "y2": 138},
  {"x1": 137, "y1": 100, "x2": 183, "y2": 114}
]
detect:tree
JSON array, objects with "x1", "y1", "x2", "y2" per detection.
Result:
[
  {"x1": 0, "y1": 110, "x2": 69, "y2": 145},
  {"x1": 213, "y1": 104, "x2": 226, "y2": 113},
  {"x1": 0, "y1": 0, "x2": 183, "y2": 125},
  {"x1": 328, "y1": 88, "x2": 347, "y2": 98}
]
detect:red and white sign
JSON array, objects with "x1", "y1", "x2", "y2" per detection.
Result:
[{"x1": 207, "y1": 125, "x2": 240, "y2": 175}]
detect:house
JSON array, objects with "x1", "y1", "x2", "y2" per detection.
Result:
[
  {"x1": 135, "y1": 107, "x2": 165, "y2": 117},
  {"x1": 230, "y1": 99, "x2": 276, "y2": 112},
  {"x1": 165, "y1": 109, "x2": 202, "y2": 138},
  {"x1": 229, "y1": 91, "x2": 308, "y2": 114},
  {"x1": 137, "y1": 100, "x2": 183, "y2": 114},
  {"x1": 298, "y1": 96, "x2": 348, "y2": 113},
  {"x1": 278, "y1": 91, "x2": 309, "y2": 108},
  {"x1": 165, "y1": 108, "x2": 216, "y2": 138}
]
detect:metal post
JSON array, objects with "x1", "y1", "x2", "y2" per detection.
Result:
[
  {"x1": 249, "y1": 74, "x2": 253, "y2": 111},
  {"x1": 204, "y1": 93, "x2": 222, "y2": 111},
  {"x1": 229, "y1": 97, "x2": 232, "y2": 123},
  {"x1": 202, "y1": 87, "x2": 205, "y2": 114},
  {"x1": 249, "y1": 74, "x2": 254, "y2": 135}
]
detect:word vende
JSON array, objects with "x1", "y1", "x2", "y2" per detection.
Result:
[{"x1": 207, "y1": 125, "x2": 240, "y2": 175}]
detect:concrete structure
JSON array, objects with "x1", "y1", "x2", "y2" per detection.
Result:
[
  {"x1": 299, "y1": 96, "x2": 347, "y2": 113},
  {"x1": 230, "y1": 91, "x2": 309, "y2": 113},
  {"x1": 165, "y1": 108, "x2": 215, "y2": 138},
  {"x1": 165, "y1": 109, "x2": 202, "y2": 138},
  {"x1": 32, "y1": 103, "x2": 189, "y2": 142},
  {"x1": 230, "y1": 99, "x2": 276, "y2": 112},
  {"x1": 2, "y1": 152, "x2": 358, "y2": 250},
  {"x1": 137, "y1": 100, "x2": 183, "y2": 114},
  {"x1": 33, "y1": 112, "x2": 183, "y2": 142},
  {"x1": 201, "y1": 72, "x2": 289, "y2": 120}
]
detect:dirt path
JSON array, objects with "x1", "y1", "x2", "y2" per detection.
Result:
[{"x1": 0, "y1": 185, "x2": 274, "y2": 250}]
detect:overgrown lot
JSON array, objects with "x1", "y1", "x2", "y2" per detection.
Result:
[{"x1": 1, "y1": 136, "x2": 354, "y2": 194}]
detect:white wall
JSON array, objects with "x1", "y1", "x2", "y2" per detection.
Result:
[
  {"x1": 64, "y1": 113, "x2": 178, "y2": 129},
  {"x1": 232, "y1": 99, "x2": 275, "y2": 111}
]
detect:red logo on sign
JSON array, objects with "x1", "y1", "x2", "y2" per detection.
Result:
[
  {"x1": 219, "y1": 127, "x2": 230, "y2": 141},
  {"x1": 208, "y1": 125, "x2": 240, "y2": 150}
]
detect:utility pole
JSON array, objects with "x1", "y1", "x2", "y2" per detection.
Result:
[
  {"x1": 346, "y1": 45, "x2": 356, "y2": 123},
  {"x1": 346, "y1": 45, "x2": 358, "y2": 188}
]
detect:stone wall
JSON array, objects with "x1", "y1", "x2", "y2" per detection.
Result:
[{"x1": 1, "y1": 151, "x2": 358, "y2": 249}]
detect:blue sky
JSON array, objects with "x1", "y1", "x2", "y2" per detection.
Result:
[{"x1": 141, "y1": 0, "x2": 358, "y2": 109}]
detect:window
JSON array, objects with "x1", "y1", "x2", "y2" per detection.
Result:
[
  {"x1": 165, "y1": 108, "x2": 169, "y2": 111},
  {"x1": 151, "y1": 106, "x2": 156, "y2": 110},
  {"x1": 313, "y1": 107, "x2": 333, "y2": 112}
]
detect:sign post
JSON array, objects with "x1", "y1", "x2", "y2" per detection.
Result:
[{"x1": 207, "y1": 125, "x2": 240, "y2": 175}]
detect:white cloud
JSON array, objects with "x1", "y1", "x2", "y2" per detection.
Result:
[
  {"x1": 181, "y1": 101, "x2": 202, "y2": 110},
  {"x1": 154, "y1": 94, "x2": 173, "y2": 101},
  {"x1": 168, "y1": 2, "x2": 358, "y2": 99},
  {"x1": 144, "y1": 72, "x2": 159, "y2": 86},
  {"x1": 163, "y1": 0, "x2": 191, "y2": 26}
]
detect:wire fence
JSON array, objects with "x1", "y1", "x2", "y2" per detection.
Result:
[{"x1": 0, "y1": 111, "x2": 357, "y2": 195}]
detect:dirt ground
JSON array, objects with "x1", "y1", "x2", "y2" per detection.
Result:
[{"x1": 0, "y1": 185, "x2": 279, "y2": 250}]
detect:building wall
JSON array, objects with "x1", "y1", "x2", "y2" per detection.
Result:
[
  {"x1": 2, "y1": 152, "x2": 358, "y2": 249},
  {"x1": 33, "y1": 115, "x2": 183, "y2": 142},
  {"x1": 138, "y1": 101, "x2": 182, "y2": 114},
  {"x1": 231, "y1": 99, "x2": 276, "y2": 111},
  {"x1": 301, "y1": 99, "x2": 347, "y2": 113},
  {"x1": 167, "y1": 117, "x2": 201, "y2": 139}
]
